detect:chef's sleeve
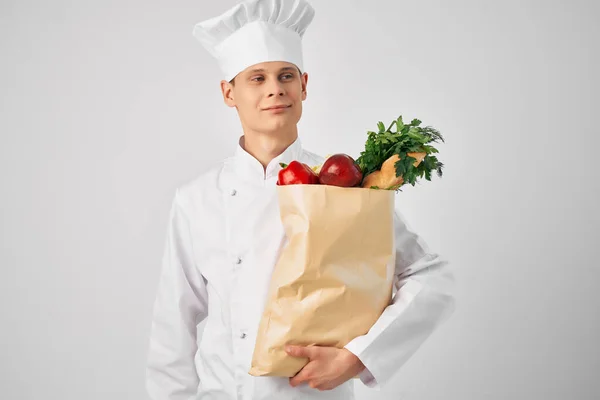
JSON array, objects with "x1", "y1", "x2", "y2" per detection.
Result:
[
  {"x1": 344, "y1": 208, "x2": 457, "y2": 390},
  {"x1": 146, "y1": 188, "x2": 209, "y2": 400}
]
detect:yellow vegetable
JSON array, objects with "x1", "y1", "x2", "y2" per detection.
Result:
[{"x1": 361, "y1": 152, "x2": 426, "y2": 189}]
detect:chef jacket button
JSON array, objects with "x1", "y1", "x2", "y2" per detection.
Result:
[
  {"x1": 240, "y1": 332, "x2": 247, "y2": 339},
  {"x1": 230, "y1": 189, "x2": 237, "y2": 196},
  {"x1": 235, "y1": 257, "x2": 242, "y2": 265}
]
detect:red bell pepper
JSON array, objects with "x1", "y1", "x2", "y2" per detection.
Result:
[{"x1": 277, "y1": 161, "x2": 319, "y2": 185}]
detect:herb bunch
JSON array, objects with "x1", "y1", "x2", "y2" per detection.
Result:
[{"x1": 355, "y1": 116, "x2": 445, "y2": 189}]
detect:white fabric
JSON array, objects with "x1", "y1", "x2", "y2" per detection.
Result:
[
  {"x1": 192, "y1": 0, "x2": 315, "y2": 81},
  {"x1": 145, "y1": 136, "x2": 457, "y2": 399}
]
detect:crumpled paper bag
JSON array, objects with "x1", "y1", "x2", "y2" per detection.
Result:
[{"x1": 249, "y1": 184, "x2": 396, "y2": 377}]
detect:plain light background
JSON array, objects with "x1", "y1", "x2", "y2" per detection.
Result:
[{"x1": 1, "y1": 0, "x2": 599, "y2": 399}]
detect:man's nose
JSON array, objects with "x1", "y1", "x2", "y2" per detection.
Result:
[{"x1": 267, "y1": 80, "x2": 285, "y2": 97}]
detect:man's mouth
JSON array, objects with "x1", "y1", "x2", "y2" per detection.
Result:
[{"x1": 263, "y1": 105, "x2": 291, "y2": 110}]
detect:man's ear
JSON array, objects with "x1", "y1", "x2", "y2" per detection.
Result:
[
  {"x1": 220, "y1": 80, "x2": 236, "y2": 107},
  {"x1": 301, "y1": 72, "x2": 308, "y2": 101}
]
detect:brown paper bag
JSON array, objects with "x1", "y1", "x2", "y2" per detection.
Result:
[{"x1": 249, "y1": 184, "x2": 397, "y2": 377}]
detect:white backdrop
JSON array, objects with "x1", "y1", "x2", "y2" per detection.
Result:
[{"x1": 1, "y1": 0, "x2": 599, "y2": 399}]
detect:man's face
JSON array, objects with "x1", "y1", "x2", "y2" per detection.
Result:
[{"x1": 220, "y1": 61, "x2": 308, "y2": 135}]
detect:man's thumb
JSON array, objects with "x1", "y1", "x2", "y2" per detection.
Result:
[{"x1": 286, "y1": 345, "x2": 314, "y2": 359}]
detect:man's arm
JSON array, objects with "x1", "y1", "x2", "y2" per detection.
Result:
[
  {"x1": 146, "y1": 188, "x2": 209, "y2": 400},
  {"x1": 344, "y1": 208, "x2": 457, "y2": 390}
]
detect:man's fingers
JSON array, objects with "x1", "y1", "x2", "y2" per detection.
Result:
[
  {"x1": 285, "y1": 345, "x2": 318, "y2": 359},
  {"x1": 289, "y1": 363, "x2": 314, "y2": 387},
  {"x1": 286, "y1": 345, "x2": 326, "y2": 388},
  {"x1": 285, "y1": 345, "x2": 308, "y2": 358}
]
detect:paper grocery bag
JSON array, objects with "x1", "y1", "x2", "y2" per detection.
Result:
[{"x1": 249, "y1": 184, "x2": 396, "y2": 377}]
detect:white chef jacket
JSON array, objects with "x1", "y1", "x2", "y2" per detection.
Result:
[{"x1": 145, "y1": 136, "x2": 456, "y2": 400}]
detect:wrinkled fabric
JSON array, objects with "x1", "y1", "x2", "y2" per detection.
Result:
[{"x1": 145, "y1": 136, "x2": 456, "y2": 399}]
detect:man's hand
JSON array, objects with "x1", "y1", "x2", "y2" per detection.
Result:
[{"x1": 285, "y1": 345, "x2": 366, "y2": 391}]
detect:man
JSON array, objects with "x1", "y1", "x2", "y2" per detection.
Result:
[{"x1": 145, "y1": 0, "x2": 456, "y2": 399}]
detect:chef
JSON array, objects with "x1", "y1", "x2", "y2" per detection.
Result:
[{"x1": 145, "y1": 0, "x2": 456, "y2": 399}]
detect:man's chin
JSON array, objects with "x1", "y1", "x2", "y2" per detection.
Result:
[{"x1": 260, "y1": 118, "x2": 297, "y2": 133}]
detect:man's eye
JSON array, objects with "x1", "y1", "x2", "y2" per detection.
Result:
[
  {"x1": 281, "y1": 74, "x2": 294, "y2": 80},
  {"x1": 251, "y1": 76, "x2": 264, "y2": 82}
]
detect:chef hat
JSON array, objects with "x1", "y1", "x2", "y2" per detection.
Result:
[{"x1": 192, "y1": 0, "x2": 315, "y2": 82}]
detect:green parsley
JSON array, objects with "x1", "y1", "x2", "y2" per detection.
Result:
[{"x1": 355, "y1": 115, "x2": 445, "y2": 190}]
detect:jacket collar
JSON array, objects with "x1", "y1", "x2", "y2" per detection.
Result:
[{"x1": 233, "y1": 135, "x2": 303, "y2": 183}]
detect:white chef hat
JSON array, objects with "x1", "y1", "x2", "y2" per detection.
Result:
[{"x1": 192, "y1": 0, "x2": 315, "y2": 82}]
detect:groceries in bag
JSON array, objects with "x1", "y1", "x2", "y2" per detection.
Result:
[{"x1": 249, "y1": 115, "x2": 445, "y2": 377}]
